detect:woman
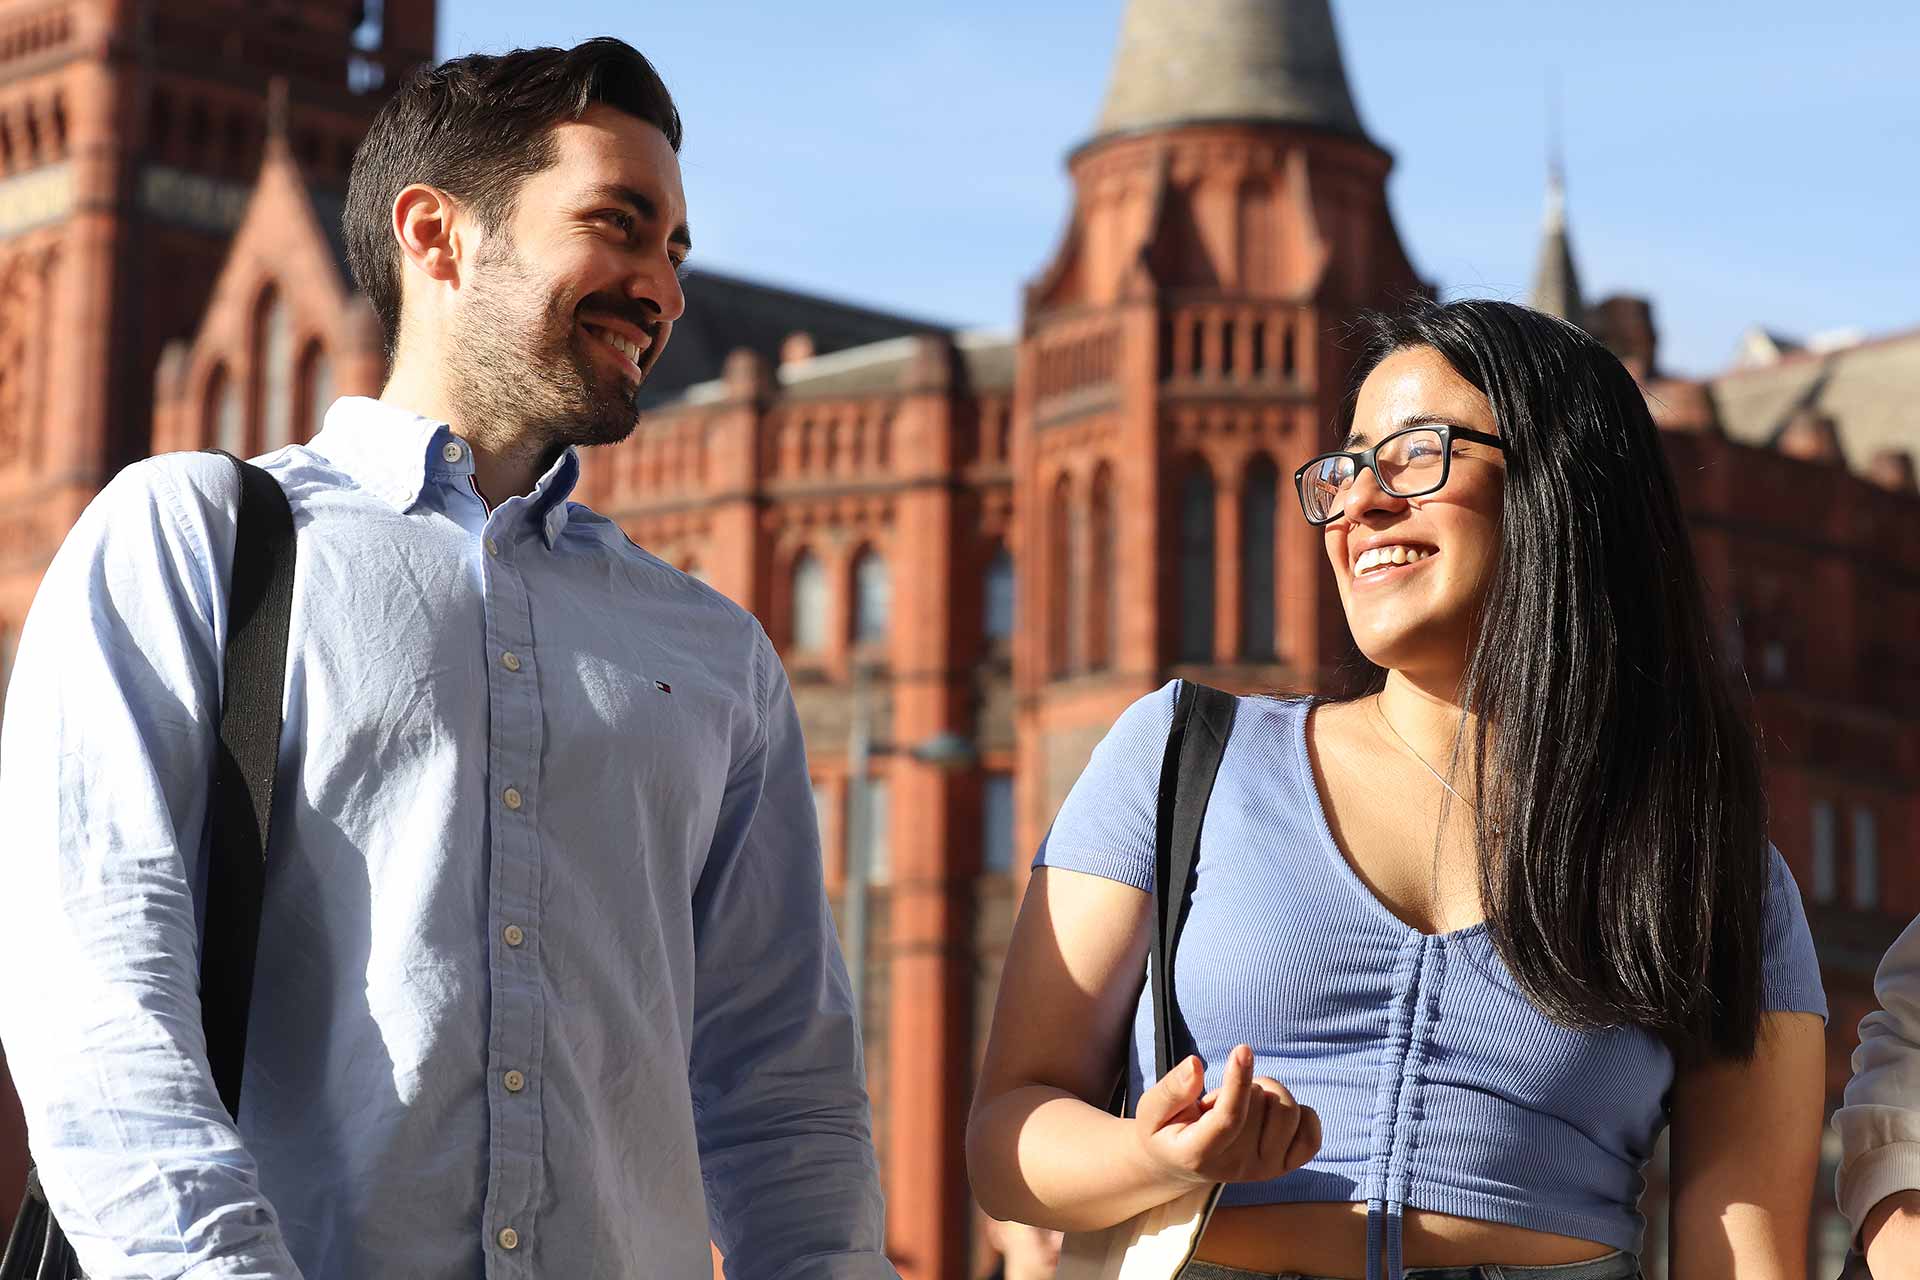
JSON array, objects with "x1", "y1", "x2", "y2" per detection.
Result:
[{"x1": 966, "y1": 300, "x2": 1828, "y2": 1280}]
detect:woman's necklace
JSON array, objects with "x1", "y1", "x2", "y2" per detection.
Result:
[{"x1": 1372, "y1": 695, "x2": 1484, "y2": 821}]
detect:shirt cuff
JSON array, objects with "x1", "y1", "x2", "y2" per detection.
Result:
[
  {"x1": 1838, "y1": 1140, "x2": 1920, "y2": 1240},
  {"x1": 176, "y1": 1244, "x2": 305, "y2": 1280}
]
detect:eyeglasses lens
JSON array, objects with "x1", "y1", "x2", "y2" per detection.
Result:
[
  {"x1": 1378, "y1": 428, "x2": 1446, "y2": 497},
  {"x1": 1302, "y1": 428, "x2": 1449, "y2": 524}
]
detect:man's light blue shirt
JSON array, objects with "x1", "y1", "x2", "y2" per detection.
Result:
[{"x1": 0, "y1": 398, "x2": 891, "y2": 1279}]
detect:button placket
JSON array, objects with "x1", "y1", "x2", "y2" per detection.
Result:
[{"x1": 477, "y1": 513, "x2": 549, "y2": 1267}]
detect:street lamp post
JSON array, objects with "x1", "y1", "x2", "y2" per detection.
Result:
[{"x1": 841, "y1": 663, "x2": 976, "y2": 1017}]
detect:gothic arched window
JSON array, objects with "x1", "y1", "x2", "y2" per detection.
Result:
[
  {"x1": 1088, "y1": 464, "x2": 1116, "y2": 670},
  {"x1": 258, "y1": 288, "x2": 294, "y2": 449},
  {"x1": 206, "y1": 362, "x2": 244, "y2": 454},
  {"x1": 298, "y1": 341, "x2": 333, "y2": 442},
  {"x1": 1241, "y1": 455, "x2": 1278, "y2": 660},
  {"x1": 1178, "y1": 459, "x2": 1216, "y2": 663},
  {"x1": 852, "y1": 548, "x2": 890, "y2": 646},
  {"x1": 984, "y1": 546, "x2": 1015, "y2": 644},
  {"x1": 1048, "y1": 475, "x2": 1072, "y2": 676},
  {"x1": 791, "y1": 551, "x2": 827, "y2": 653}
]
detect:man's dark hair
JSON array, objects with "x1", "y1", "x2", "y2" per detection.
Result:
[{"x1": 344, "y1": 37, "x2": 683, "y2": 360}]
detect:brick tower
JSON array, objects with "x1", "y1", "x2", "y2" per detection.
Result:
[
  {"x1": 0, "y1": 0, "x2": 435, "y2": 1209},
  {"x1": 0, "y1": 0, "x2": 434, "y2": 648},
  {"x1": 1012, "y1": 0, "x2": 1426, "y2": 855}
]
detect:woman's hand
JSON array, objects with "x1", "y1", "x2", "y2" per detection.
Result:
[{"x1": 1132, "y1": 1044, "x2": 1321, "y2": 1186}]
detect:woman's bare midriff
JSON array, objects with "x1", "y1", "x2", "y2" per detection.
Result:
[{"x1": 1195, "y1": 1202, "x2": 1618, "y2": 1278}]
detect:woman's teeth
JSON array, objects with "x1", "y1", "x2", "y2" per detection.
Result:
[{"x1": 1355, "y1": 545, "x2": 1432, "y2": 575}]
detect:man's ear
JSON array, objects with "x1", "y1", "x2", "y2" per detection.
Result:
[{"x1": 391, "y1": 183, "x2": 466, "y2": 291}]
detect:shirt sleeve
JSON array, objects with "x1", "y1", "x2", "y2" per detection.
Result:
[
  {"x1": 1760, "y1": 844, "x2": 1827, "y2": 1020},
  {"x1": 0, "y1": 456, "x2": 303, "y2": 1279},
  {"x1": 688, "y1": 624, "x2": 894, "y2": 1280},
  {"x1": 1029, "y1": 680, "x2": 1181, "y2": 892},
  {"x1": 1834, "y1": 912, "x2": 1920, "y2": 1238}
]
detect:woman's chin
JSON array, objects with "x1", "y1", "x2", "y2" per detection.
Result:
[{"x1": 1349, "y1": 622, "x2": 1469, "y2": 683}]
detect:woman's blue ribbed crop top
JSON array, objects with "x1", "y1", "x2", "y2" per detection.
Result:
[{"x1": 1034, "y1": 683, "x2": 1827, "y2": 1276}]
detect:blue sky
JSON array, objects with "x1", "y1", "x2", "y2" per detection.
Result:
[{"x1": 433, "y1": 1, "x2": 1920, "y2": 378}]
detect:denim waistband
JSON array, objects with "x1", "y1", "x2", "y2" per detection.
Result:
[{"x1": 1180, "y1": 1249, "x2": 1640, "y2": 1280}]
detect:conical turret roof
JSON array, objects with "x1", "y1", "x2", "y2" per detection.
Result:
[
  {"x1": 1092, "y1": 0, "x2": 1368, "y2": 142},
  {"x1": 1529, "y1": 168, "x2": 1585, "y2": 324}
]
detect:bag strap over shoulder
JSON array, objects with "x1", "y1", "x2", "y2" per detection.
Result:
[
  {"x1": 1149, "y1": 681, "x2": 1239, "y2": 1083},
  {"x1": 2, "y1": 454, "x2": 296, "y2": 1280},
  {"x1": 197, "y1": 453, "x2": 297, "y2": 1121}
]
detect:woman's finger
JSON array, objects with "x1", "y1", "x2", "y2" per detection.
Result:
[
  {"x1": 1281, "y1": 1102, "x2": 1322, "y2": 1170},
  {"x1": 1136, "y1": 1054, "x2": 1205, "y2": 1131},
  {"x1": 1192, "y1": 1044, "x2": 1254, "y2": 1151}
]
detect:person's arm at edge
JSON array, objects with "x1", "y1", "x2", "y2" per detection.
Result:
[
  {"x1": 0, "y1": 458, "x2": 301, "y2": 1279},
  {"x1": 1837, "y1": 913, "x2": 1920, "y2": 1278},
  {"x1": 1668, "y1": 1011, "x2": 1826, "y2": 1280},
  {"x1": 688, "y1": 623, "x2": 894, "y2": 1280}
]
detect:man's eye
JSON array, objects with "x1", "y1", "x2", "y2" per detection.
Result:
[
  {"x1": 672, "y1": 258, "x2": 691, "y2": 280},
  {"x1": 599, "y1": 211, "x2": 635, "y2": 235}
]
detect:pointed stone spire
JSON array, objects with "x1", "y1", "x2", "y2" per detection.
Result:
[
  {"x1": 1093, "y1": 0, "x2": 1368, "y2": 143},
  {"x1": 1530, "y1": 93, "x2": 1585, "y2": 324}
]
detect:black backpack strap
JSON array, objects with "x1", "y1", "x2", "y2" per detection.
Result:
[
  {"x1": 1149, "y1": 682, "x2": 1239, "y2": 1081},
  {"x1": 198, "y1": 453, "x2": 297, "y2": 1121}
]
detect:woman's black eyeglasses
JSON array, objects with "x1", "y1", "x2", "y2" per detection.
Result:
[{"x1": 1293, "y1": 424, "x2": 1507, "y2": 526}]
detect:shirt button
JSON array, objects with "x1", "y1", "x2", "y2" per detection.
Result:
[
  {"x1": 503, "y1": 924, "x2": 525, "y2": 947},
  {"x1": 504, "y1": 1069, "x2": 526, "y2": 1093},
  {"x1": 503, "y1": 787, "x2": 523, "y2": 811},
  {"x1": 485, "y1": 537, "x2": 500, "y2": 557},
  {"x1": 442, "y1": 440, "x2": 465, "y2": 464},
  {"x1": 497, "y1": 1226, "x2": 520, "y2": 1251},
  {"x1": 501, "y1": 651, "x2": 522, "y2": 672}
]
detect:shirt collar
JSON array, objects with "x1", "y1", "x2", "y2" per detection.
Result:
[{"x1": 310, "y1": 397, "x2": 579, "y2": 545}]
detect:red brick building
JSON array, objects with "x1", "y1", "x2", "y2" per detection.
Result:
[{"x1": 1, "y1": 2, "x2": 1916, "y2": 1278}]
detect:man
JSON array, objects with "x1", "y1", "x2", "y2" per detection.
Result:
[
  {"x1": 0, "y1": 38, "x2": 892, "y2": 1280},
  {"x1": 1838, "y1": 914, "x2": 1920, "y2": 1278}
]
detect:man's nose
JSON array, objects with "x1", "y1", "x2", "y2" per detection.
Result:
[{"x1": 628, "y1": 260, "x2": 686, "y2": 325}]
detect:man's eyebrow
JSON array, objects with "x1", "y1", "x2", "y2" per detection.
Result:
[{"x1": 584, "y1": 183, "x2": 692, "y2": 250}]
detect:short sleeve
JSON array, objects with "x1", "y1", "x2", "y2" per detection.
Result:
[
  {"x1": 1763, "y1": 844, "x2": 1828, "y2": 1022},
  {"x1": 1030, "y1": 680, "x2": 1181, "y2": 893}
]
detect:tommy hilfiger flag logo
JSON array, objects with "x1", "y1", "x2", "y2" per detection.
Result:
[{"x1": 655, "y1": 680, "x2": 672, "y2": 694}]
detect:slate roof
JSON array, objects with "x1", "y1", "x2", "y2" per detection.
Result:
[
  {"x1": 1709, "y1": 326, "x2": 1920, "y2": 471},
  {"x1": 640, "y1": 268, "x2": 952, "y2": 405}
]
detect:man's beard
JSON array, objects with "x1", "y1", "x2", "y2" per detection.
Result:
[{"x1": 445, "y1": 237, "x2": 643, "y2": 458}]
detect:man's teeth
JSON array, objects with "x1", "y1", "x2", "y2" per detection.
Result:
[
  {"x1": 1356, "y1": 545, "x2": 1432, "y2": 575},
  {"x1": 588, "y1": 325, "x2": 648, "y2": 365}
]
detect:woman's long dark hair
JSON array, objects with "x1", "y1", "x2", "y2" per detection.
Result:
[{"x1": 1336, "y1": 299, "x2": 1768, "y2": 1062}]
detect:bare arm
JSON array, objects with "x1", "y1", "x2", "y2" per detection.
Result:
[
  {"x1": 964, "y1": 867, "x2": 1317, "y2": 1230},
  {"x1": 1667, "y1": 1011, "x2": 1826, "y2": 1279}
]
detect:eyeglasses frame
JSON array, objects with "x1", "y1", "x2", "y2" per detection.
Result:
[{"x1": 1293, "y1": 423, "x2": 1508, "y2": 527}]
